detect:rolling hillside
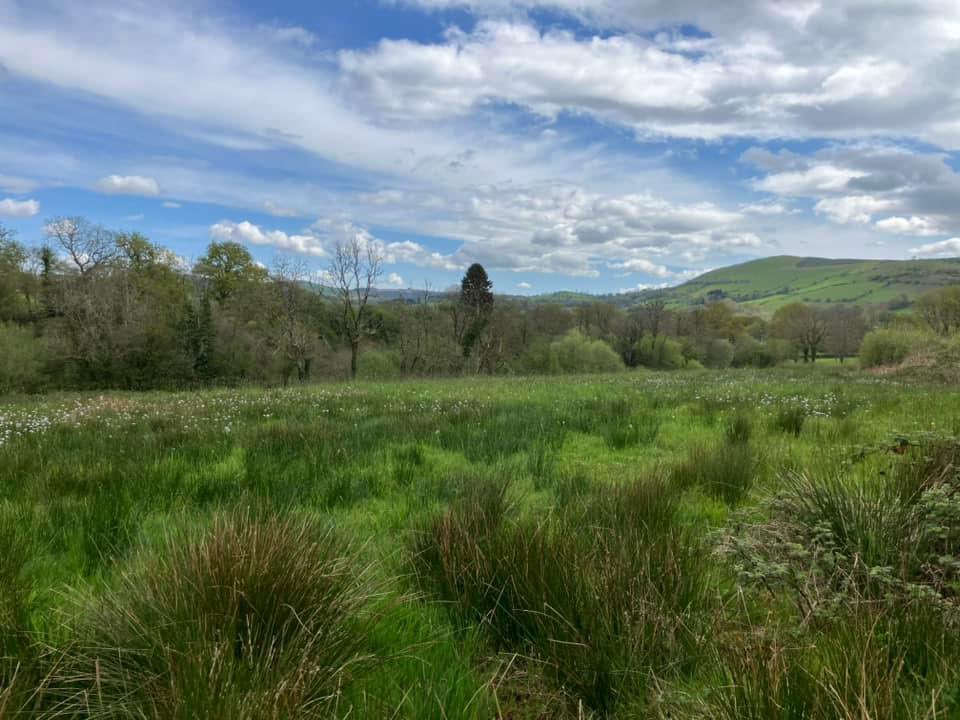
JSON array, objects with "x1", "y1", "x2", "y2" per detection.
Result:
[
  {"x1": 330, "y1": 255, "x2": 960, "y2": 311},
  {"x1": 652, "y1": 256, "x2": 960, "y2": 310}
]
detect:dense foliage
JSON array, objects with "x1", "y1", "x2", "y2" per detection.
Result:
[{"x1": 3, "y1": 218, "x2": 960, "y2": 393}]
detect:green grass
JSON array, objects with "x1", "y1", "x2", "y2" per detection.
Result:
[
  {"x1": 2, "y1": 367, "x2": 960, "y2": 717},
  {"x1": 662, "y1": 255, "x2": 960, "y2": 309}
]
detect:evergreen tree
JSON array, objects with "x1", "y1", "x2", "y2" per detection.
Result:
[{"x1": 458, "y1": 263, "x2": 494, "y2": 359}]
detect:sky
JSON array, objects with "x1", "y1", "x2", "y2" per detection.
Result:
[{"x1": 1, "y1": 0, "x2": 960, "y2": 294}]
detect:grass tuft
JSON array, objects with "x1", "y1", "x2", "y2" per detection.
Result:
[{"x1": 47, "y1": 513, "x2": 383, "y2": 719}]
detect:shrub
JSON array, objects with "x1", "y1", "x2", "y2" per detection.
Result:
[
  {"x1": 0, "y1": 323, "x2": 44, "y2": 393},
  {"x1": 515, "y1": 339, "x2": 561, "y2": 375},
  {"x1": 718, "y1": 441, "x2": 960, "y2": 610},
  {"x1": 635, "y1": 336, "x2": 684, "y2": 370},
  {"x1": 550, "y1": 331, "x2": 625, "y2": 374},
  {"x1": 731, "y1": 336, "x2": 777, "y2": 368},
  {"x1": 703, "y1": 338, "x2": 734, "y2": 369},
  {"x1": 859, "y1": 328, "x2": 932, "y2": 368},
  {"x1": 357, "y1": 349, "x2": 402, "y2": 379},
  {"x1": 49, "y1": 513, "x2": 381, "y2": 719}
]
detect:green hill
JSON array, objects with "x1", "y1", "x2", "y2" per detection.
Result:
[{"x1": 661, "y1": 255, "x2": 960, "y2": 310}]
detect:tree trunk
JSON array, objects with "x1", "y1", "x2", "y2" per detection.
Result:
[{"x1": 350, "y1": 339, "x2": 359, "y2": 379}]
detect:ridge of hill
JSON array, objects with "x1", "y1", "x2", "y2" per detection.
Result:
[{"x1": 324, "y1": 255, "x2": 960, "y2": 311}]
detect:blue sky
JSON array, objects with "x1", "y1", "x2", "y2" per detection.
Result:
[{"x1": 2, "y1": 0, "x2": 960, "y2": 294}]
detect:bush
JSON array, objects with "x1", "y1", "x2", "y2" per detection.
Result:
[
  {"x1": 515, "y1": 339, "x2": 561, "y2": 374},
  {"x1": 357, "y1": 349, "x2": 402, "y2": 379},
  {"x1": 635, "y1": 336, "x2": 684, "y2": 369},
  {"x1": 732, "y1": 336, "x2": 778, "y2": 368},
  {"x1": 0, "y1": 323, "x2": 44, "y2": 393},
  {"x1": 703, "y1": 338, "x2": 734, "y2": 369},
  {"x1": 859, "y1": 328, "x2": 932, "y2": 368},
  {"x1": 550, "y1": 331, "x2": 625, "y2": 374},
  {"x1": 50, "y1": 514, "x2": 381, "y2": 719}
]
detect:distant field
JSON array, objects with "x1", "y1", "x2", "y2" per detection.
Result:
[
  {"x1": 663, "y1": 255, "x2": 960, "y2": 310},
  {"x1": 3, "y1": 368, "x2": 960, "y2": 718}
]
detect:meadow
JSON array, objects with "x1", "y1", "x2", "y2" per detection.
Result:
[{"x1": 2, "y1": 366, "x2": 960, "y2": 718}]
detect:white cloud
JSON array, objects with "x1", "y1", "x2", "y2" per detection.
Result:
[
  {"x1": 755, "y1": 166, "x2": 864, "y2": 196},
  {"x1": 610, "y1": 258, "x2": 674, "y2": 278},
  {"x1": 162, "y1": 201, "x2": 182, "y2": 209},
  {"x1": 0, "y1": 175, "x2": 38, "y2": 194},
  {"x1": 263, "y1": 201, "x2": 300, "y2": 218},
  {"x1": 516, "y1": 281, "x2": 532, "y2": 289},
  {"x1": 745, "y1": 144, "x2": 960, "y2": 238},
  {"x1": 740, "y1": 202, "x2": 792, "y2": 216},
  {"x1": 95, "y1": 175, "x2": 161, "y2": 196},
  {"x1": 209, "y1": 220, "x2": 327, "y2": 257},
  {"x1": 875, "y1": 216, "x2": 944, "y2": 237},
  {"x1": 343, "y1": 4, "x2": 960, "y2": 147},
  {"x1": 814, "y1": 195, "x2": 895, "y2": 225},
  {"x1": 0, "y1": 198, "x2": 40, "y2": 218},
  {"x1": 910, "y1": 238, "x2": 960, "y2": 257},
  {"x1": 385, "y1": 272, "x2": 406, "y2": 287}
]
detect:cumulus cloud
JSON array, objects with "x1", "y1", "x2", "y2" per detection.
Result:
[
  {"x1": 516, "y1": 281, "x2": 532, "y2": 289},
  {"x1": 744, "y1": 144, "x2": 960, "y2": 240},
  {"x1": 343, "y1": 2, "x2": 960, "y2": 146},
  {"x1": 910, "y1": 238, "x2": 960, "y2": 257},
  {"x1": 875, "y1": 216, "x2": 944, "y2": 237},
  {"x1": 385, "y1": 272, "x2": 406, "y2": 287},
  {"x1": 0, "y1": 197, "x2": 40, "y2": 218},
  {"x1": 609, "y1": 258, "x2": 674, "y2": 278},
  {"x1": 95, "y1": 175, "x2": 161, "y2": 196},
  {"x1": 814, "y1": 196, "x2": 896, "y2": 225},
  {"x1": 209, "y1": 220, "x2": 327, "y2": 257}
]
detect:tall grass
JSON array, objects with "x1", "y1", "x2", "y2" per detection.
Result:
[
  {"x1": 2, "y1": 370, "x2": 960, "y2": 718},
  {"x1": 45, "y1": 513, "x2": 383, "y2": 719},
  {"x1": 671, "y1": 442, "x2": 756, "y2": 505},
  {"x1": 413, "y1": 476, "x2": 713, "y2": 714}
]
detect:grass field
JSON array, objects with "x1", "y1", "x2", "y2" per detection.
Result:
[
  {"x1": 665, "y1": 255, "x2": 960, "y2": 309},
  {"x1": 2, "y1": 367, "x2": 960, "y2": 718}
]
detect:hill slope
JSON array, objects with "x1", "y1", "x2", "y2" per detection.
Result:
[
  {"x1": 326, "y1": 255, "x2": 960, "y2": 311},
  {"x1": 662, "y1": 255, "x2": 960, "y2": 310}
]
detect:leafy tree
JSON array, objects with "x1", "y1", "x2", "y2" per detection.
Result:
[
  {"x1": 771, "y1": 302, "x2": 827, "y2": 362},
  {"x1": 193, "y1": 242, "x2": 267, "y2": 303},
  {"x1": 916, "y1": 287, "x2": 960, "y2": 336},
  {"x1": 0, "y1": 225, "x2": 29, "y2": 322}
]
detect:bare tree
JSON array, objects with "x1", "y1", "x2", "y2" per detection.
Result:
[
  {"x1": 269, "y1": 257, "x2": 321, "y2": 384},
  {"x1": 328, "y1": 236, "x2": 383, "y2": 379},
  {"x1": 45, "y1": 217, "x2": 118, "y2": 275},
  {"x1": 824, "y1": 304, "x2": 867, "y2": 363}
]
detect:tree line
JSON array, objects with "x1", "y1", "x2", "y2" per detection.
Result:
[{"x1": 0, "y1": 217, "x2": 947, "y2": 392}]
